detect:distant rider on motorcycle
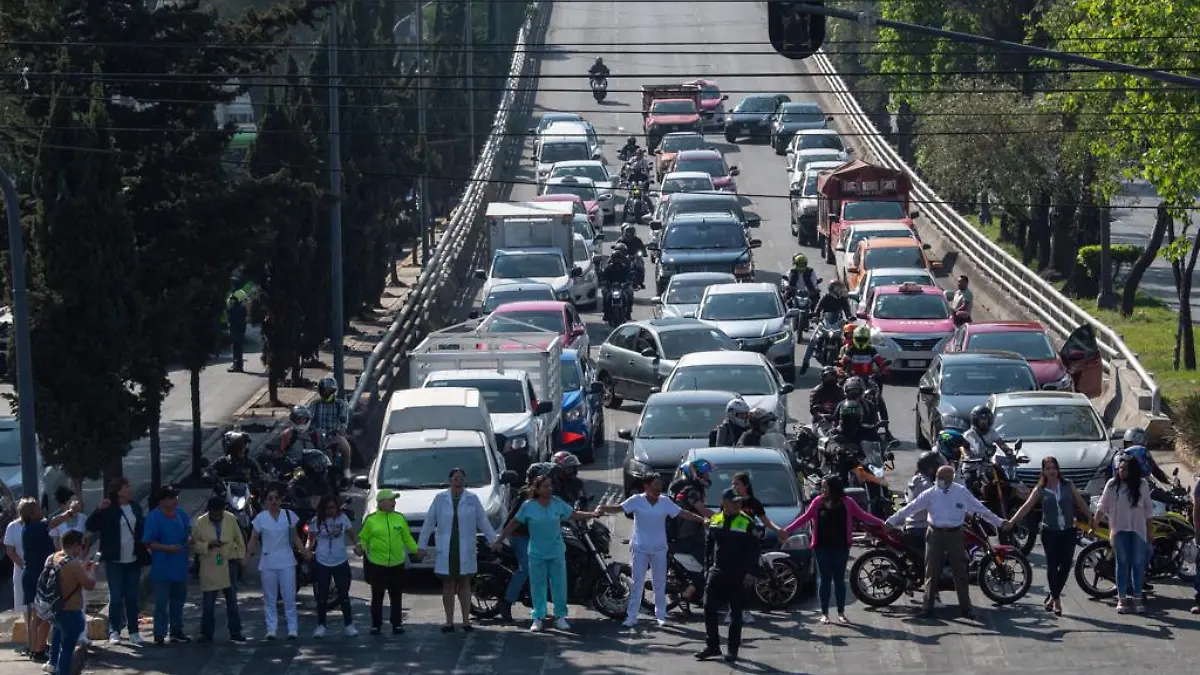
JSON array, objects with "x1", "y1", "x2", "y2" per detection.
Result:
[
  {"x1": 617, "y1": 225, "x2": 647, "y2": 289},
  {"x1": 962, "y1": 405, "x2": 1014, "y2": 461},
  {"x1": 311, "y1": 377, "x2": 354, "y2": 482},
  {"x1": 288, "y1": 449, "x2": 336, "y2": 512},
  {"x1": 786, "y1": 253, "x2": 820, "y2": 300},
  {"x1": 211, "y1": 430, "x2": 264, "y2": 484},
  {"x1": 710, "y1": 397, "x2": 751, "y2": 447},
  {"x1": 799, "y1": 280, "x2": 854, "y2": 375},
  {"x1": 935, "y1": 428, "x2": 971, "y2": 465},
  {"x1": 669, "y1": 459, "x2": 715, "y2": 602},
  {"x1": 808, "y1": 366, "x2": 844, "y2": 420},
  {"x1": 589, "y1": 57, "x2": 610, "y2": 83},
  {"x1": 626, "y1": 148, "x2": 653, "y2": 183},
  {"x1": 551, "y1": 451, "x2": 588, "y2": 506},
  {"x1": 838, "y1": 325, "x2": 891, "y2": 422},
  {"x1": 1109, "y1": 427, "x2": 1170, "y2": 484},
  {"x1": 618, "y1": 136, "x2": 640, "y2": 162},
  {"x1": 736, "y1": 408, "x2": 780, "y2": 447},
  {"x1": 600, "y1": 245, "x2": 635, "y2": 322},
  {"x1": 833, "y1": 380, "x2": 882, "y2": 444}
]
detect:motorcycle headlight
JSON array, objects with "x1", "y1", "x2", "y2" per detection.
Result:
[
  {"x1": 734, "y1": 262, "x2": 753, "y2": 275},
  {"x1": 564, "y1": 406, "x2": 583, "y2": 422},
  {"x1": 770, "y1": 330, "x2": 792, "y2": 344},
  {"x1": 508, "y1": 436, "x2": 528, "y2": 451},
  {"x1": 782, "y1": 533, "x2": 811, "y2": 551}
]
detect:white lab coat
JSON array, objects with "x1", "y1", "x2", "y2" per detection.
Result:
[{"x1": 417, "y1": 490, "x2": 498, "y2": 576}]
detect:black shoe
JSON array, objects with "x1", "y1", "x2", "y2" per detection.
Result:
[
  {"x1": 961, "y1": 609, "x2": 976, "y2": 621},
  {"x1": 695, "y1": 648, "x2": 722, "y2": 661},
  {"x1": 29, "y1": 651, "x2": 48, "y2": 663},
  {"x1": 724, "y1": 653, "x2": 739, "y2": 663},
  {"x1": 170, "y1": 634, "x2": 192, "y2": 644},
  {"x1": 1143, "y1": 582, "x2": 1155, "y2": 592},
  {"x1": 227, "y1": 365, "x2": 244, "y2": 373},
  {"x1": 230, "y1": 634, "x2": 246, "y2": 642},
  {"x1": 498, "y1": 601, "x2": 514, "y2": 623},
  {"x1": 154, "y1": 636, "x2": 166, "y2": 645},
  {"x1": 462, "y1": 625, "x2": 475, "y2": 633},
  {"x1": 369, "y1": 626, "x2": 381, "y2": 636},
  {"x1": 393, "y1": 625, "x2": 405, "y2": 635},
  {"x1": 440, "y1": 625, "x2": 454, "y2": 634}
]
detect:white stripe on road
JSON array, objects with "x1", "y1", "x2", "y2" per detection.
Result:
[{"x1": 452, "y1": 631, "x2": 507, "y2": 675}]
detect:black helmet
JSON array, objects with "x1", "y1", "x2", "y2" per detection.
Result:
[
  {"x1": 222, "y1": 430, "x2": 250, "y2": 455},
  {"x1": 748, "y1": 407, "x2": 776, "y2": 430},
  {"x1": 917, "y1": 450, "x2": 947, "y2": 478},
  {"x1": 819, "y1": 365, "x2": 838, "y2": 385},
  {"x1": 839, "y1": 400, "x2": 863, "y2": 423},
  {"x1": 595, "y1": 57, "x2": 604, "y2": 66},
  {"x1": 969, "y1": 405, "x2": 994, "y2": 432},
  {"x1": 612, "y1": 242, "x2": 628, "y2": 255},
  {"x1": 626, "y1": 136, "x2": 637, "y2": 146},
  {"x1": 300, "y1": 449, "x2": 331, "y2": 477},
  {"x1": 526, "y1": 462, "x2": 555, "y2": 483}
]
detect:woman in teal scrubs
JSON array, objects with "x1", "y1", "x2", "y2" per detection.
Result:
[{"x1": 495, "y1": 474, "x2": 596, "y2": 633}]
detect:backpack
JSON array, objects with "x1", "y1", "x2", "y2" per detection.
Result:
[{"x1": 33, "y1": 555, "x2": 78, "y2": 621}]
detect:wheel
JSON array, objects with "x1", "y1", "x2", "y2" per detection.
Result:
[
  {"x1": 1175, "y1": 540, "x2": 1198, "y2": 581},
  {"x1": 998, "y1": 517, "x2": 1037, "y2": 557},
  {"x1": 977, "y1": 552, "x2": 1032, "y2": 605},
  {"x1": 600, "y1": 373, "x2": 623, "y2": 409},
  {"x1": 773, "y1": 138, "x2": 785, "y2": 155},
  {"x1": 1074, "y1": 539, "x2": 1118, "y2": 599},
  {"x1": 592, "y1": 562, "x2": 634, "y2": 619},
  {"x1": 725, "y1": 132, "x2": 737, "y2": 143},
  {"x1": 848, "y1": 549, "x2": 907, "y2": 607},
  {"x1": 470, "y1": 570, "x2": 509, "y2": 619},
  {"x1": 754, "y1": 557, "x2": 801, "y2": 610}
]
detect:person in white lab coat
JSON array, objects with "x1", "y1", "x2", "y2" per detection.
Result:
[{"x1": 418, "y1": 468, "x2": 499, "y2": 633}]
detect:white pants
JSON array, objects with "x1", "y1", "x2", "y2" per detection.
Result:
[
  {"x1": 626, "y1": 548, "x2": 668, "y2": 621},
  {"x1": 12, "y1": 565, "x2": 23, "y2": 608},
  {"x1": 261, "y1": 566, "x2": 298, "y2": 635}
]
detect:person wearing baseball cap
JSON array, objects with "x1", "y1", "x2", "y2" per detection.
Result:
[
  {"x1": 696, "y1": 488, "x2": 759, "y2": 664},
  {"x1": 356, "y1": 489, "x2": 423, "y2": 635}
]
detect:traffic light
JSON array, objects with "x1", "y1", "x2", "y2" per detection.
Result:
[{"x1": 768, "y1": 1, "x2": 826, "y2": 60}]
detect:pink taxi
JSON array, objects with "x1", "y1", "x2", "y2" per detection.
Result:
[{"x1": 856, "y1": 282, "x2": 954, "y2": 372}]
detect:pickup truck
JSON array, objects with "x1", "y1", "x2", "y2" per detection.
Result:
[
  {"x1": 816, "y1": 159, "x2": 919, "y2": 264},
  {"x1": 642, "y1": 84, "x2": 702, "y2": 151}
]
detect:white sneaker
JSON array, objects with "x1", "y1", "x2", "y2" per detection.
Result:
[
  {"x1": 529, "y1": 619, "x2": 543, "y2": 633},
  {"x1": 41, "y1": 664, "x2": 55, "y2": 674},
  {"x1": 554, "y1": 618, "x2": 571, "y2": 631},
  {"x1": 656, "y1": 618, "x2": 667, "y2": 628},
  {"x1": 265, "y1": 630, "x2": 277, "y2": 641},
  {"x1": 312, "y1": 625, "x2": 326, "y2": 639},
  {"x1": 108, "y1": 632, "x2": 122, "y2": 646},
  {"x1": 128, "y1": 634, "x2": 146, "y2": 646},
  {"x1": 621, "y1": 617, "x2": 637, "y2": 628},
  {"x1": 343, "y1": 624, "x2": 358, "y2": 637}
]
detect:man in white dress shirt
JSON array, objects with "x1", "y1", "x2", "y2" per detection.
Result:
[{"x1": 885, "y1": 465, "x2": 1009, "y2": 619}]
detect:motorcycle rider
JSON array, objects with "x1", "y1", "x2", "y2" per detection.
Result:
[
  {"x1": 600, "y1": 245, "x2": 635, "y2": 323},
  {"x1": 710, "y1": 398, "x2": 752, "y2": 447},
  {"x1": 275, "y1": 404, "x2": 321, "y2": 461},
  {"x1": 211, "y1": 430, "x2": 264, "y2": 485},
  {"x1": 785, "y1": 253, "x2": 820, "y2": 301},
  {"x1": 808, "y1": 366, "x2": 844, "y2": 420},
  {"x1": 735, "y1": 408, "x2": 778, "y2": 447},
  {"x1": 617, "y1": 136, "x2": 640, "y2": 162},
  {"x1": 617, "y1": 225, "x2": 647, "y2": 289},
  {"x1": 935, "y1": 428, "x2": 971, "y2": 465},
  {"x1": 288, "y1": 450, "x2": 336, "y2": 515},
  {"x1": 625, "y1": 148, "x2": 654, "y2": 184},
  {"x1": 962, "y1": 405, "x2": 1014, "y2": 462},
  {"x1": 588, "y1": 57, "x2": 609, "y2": 84},
  {"x1": 311, "y1": 378, "x2": 354, "y2": 483},
  {"x1": 838, "y1": 325, "x2": 891, "y2": 422},
  {"x1": 669, "y1": 459, "x2": 715, "y2": 604},
  {"x1": 798, "y1": 280, "x2": 854, "y2": 375},
  {"x1": 551, "y1": 451, "x2": 587, "y2": 507}
]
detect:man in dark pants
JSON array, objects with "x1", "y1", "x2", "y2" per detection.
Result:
[
  {"x1": 696, "y1": 489, "x2": 759, "y2": 663},
  {"x1": 226, "y1": 279, "x2": 249, "y2": 373}
]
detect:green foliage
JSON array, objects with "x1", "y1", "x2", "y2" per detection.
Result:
[
  {"x1": 1174, "y1": 392, "x2": 1200, "y2": 451},
  {"x1": 1075, "y1": 244, "x2": 1145, "y2": 280}
]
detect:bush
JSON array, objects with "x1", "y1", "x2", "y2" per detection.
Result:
[
  {"x1": 1174, "y1": 392, "x2": 1200, "y2": 458},
  {"x1": 1071, "y1": 244, "x2": 1145, "y2": 297}
]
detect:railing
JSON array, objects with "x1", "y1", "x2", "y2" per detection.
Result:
[
  {"x1": 810, "y1": 49, "x2": 1161, "y2": 417},
  {"x1": 348, "y1": 0, "x2": 548, "y2": 423}
]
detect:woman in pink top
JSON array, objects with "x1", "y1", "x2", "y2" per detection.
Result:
[
  {"x1": 782, "y1": 476, "x2": 884, "y2": 624},
  {"x1": 1091, "y1": 457, "x2": 1154, "y2": 614}
]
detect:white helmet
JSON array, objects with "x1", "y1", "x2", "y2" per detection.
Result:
[
  {"x1": 1123, "y1": 427, "x2": 1146, "y2": 446},
  {"x1": 726, "y1": 398, "x2": 751, "y2": 427}
]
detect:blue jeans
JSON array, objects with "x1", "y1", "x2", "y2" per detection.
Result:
[
  {"x1": 50, "y1": 610, "x2": 84, "y2": 675},
  {"x1": 528, "y1": 555, "x2": 568, "y2": 621},
  {"x1": 201, "y1": 561, "x2": 242, "y2": 639},
  {"x1": 504, "y1": 537, "x2": 531, "y2": 603},
  {"x1": 800, "y1": 339, "x2": 818, "y2": 372},
  {"x1": 814, "y1": 547, "x2": 850, "y2": 615},
  {"x1": 153, "y1": 579, "x2": 187, "y2": 638},
  {"x1": 106, "y1": 561, "x2": 142, "y2": 635},
  {"x1": 1113, "y1": 531, "x2": 1148, "y2": 598}
]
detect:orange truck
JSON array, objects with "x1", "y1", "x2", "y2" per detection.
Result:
[
  {"x1": 641, "y1": 84, "x2": 702, "y2": 152},
  {"x1": 816, "y1": 159, "x2": 919, "y2": 263}
]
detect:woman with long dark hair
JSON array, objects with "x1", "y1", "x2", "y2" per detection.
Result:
[
  {"x1": 306, "y1": 493, "x2": 357, "y2": 637},
  {"x1": 1092, "y1": 457, "x2": 1154, "y2": 614},
  {"x1": 1009, "y1": 456, "x2": 1092, "y2": 616}
]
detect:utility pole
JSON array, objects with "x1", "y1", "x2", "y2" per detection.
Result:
[
  {"x1": 465, "y1": 1, "x2": 476, "y2": 164},
  {"x1": 328, "y1": 9, "x2": 346, "y2": 396},
  {"x1": 0, "y1": 169, "x2": 40, "y2": 499},
  {"x1": 418, "y1": 0, "x2": 430, "y2": 265}
]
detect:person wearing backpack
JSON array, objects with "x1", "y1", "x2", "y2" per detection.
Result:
[
  {"x1": 43, "y1": 530, "x2": 95, "y2": 675},
  {"x1": 23, "y1": 500, "x2": 65, "y2": 664},
  {"x1": 85, "y1": 477, "x2": 148, "y2": 646},
  {"x1": 143, "y1": 485, "x2": 192, "y2": 645}
]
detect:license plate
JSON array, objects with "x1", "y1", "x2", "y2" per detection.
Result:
[{"x1": 905, "y1": 360, "x2": 928, "y2": 369}]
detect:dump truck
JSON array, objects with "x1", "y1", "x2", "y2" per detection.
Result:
[
  {"x1": 815, "y1": 159, "x2": 918, "y2": 263},
  {"x1": 641, "y1": 84, "x2": 702, "y2": 151}
]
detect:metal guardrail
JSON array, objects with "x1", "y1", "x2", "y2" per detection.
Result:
[
  {"x1": 348, "y1": 0, "x2": 547, "y2": 422},
  {"x1": 810, "y1": 50, "x2": 1162, "y2": 417}
]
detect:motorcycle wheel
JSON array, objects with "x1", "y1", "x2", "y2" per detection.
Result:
[
  {"x1": 592, "y1": 562, "x2": 634, "y2": 620},
  {"x1": 1074, "y1": 540, "x2": 1118, "y2": 599},
  {"x1": 977, "y1": 552, "x2": 1032, "y2": 605},
  {"x1": 1175, "y1": 539, "x2": 1199, "y2": 582},
  {"x1": 470, "y1": 570, "x2": 511, "y2": 619},
  {"x1": 754, "y1": 557, "x2": 801, "y2": 610},
  {"x1": 998, "y1": 517, "x2": 1038, "y2": 557},
  {"x1": 848, "y1": 549, "x2": 907, "y2": 607}
]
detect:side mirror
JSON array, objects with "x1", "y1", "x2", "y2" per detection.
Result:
[
  {"x1": 474, "y1": 269, "x2": 488, "y2": 280},
  {"x1": 570, "y1": 267, "x2": 583, "y2": 278},
  {"x1": 1013, "y1": 439, "x2": 1024, "y2": 450},
  {"x1": 640, "y1": 348, "x2": 657, "y2": 358},
  {"x1": 592, "y1": 150, "x2": 603, "y2": 160},
  {"x1": 917, "y1": 385, "x2": 935, "y2": 395},
  {"x1": 593, "y1": 235, "x2": 603, "y2": 245},
  {"x1": 856, "y1": 310, "x2": 868, "y2": 319},
  {"x1": 729, "y1": 166, "x2": 740, "y2": 176},
  {"x1": 527, "y1": 127, "x2": 536, "y2": 135},
  {"x1": 571, "y1": 326, "x2": 586, "y2": 337},
  {"x1": 922, "y1": 243, "x2": 932, "y2": 250},
  {"x1": 500, "y1": 470, "x2": 520, "y2": 486},
  {"x1": 786, "y1": 308, "x2": 800, "y2": 318},
  {"x1": 649, "y1": 386, "x2": 662, "y2": 395},
  {"x1": 468, "y1": 310, "x2": 481, "y2": 319},
  {"x1": 789, "y1": 187, "x2": 801, "y2": 197},
  {"x1": 847, "y1": 147, "x2": 856, "y2": 154},
  {"x1": 825, "y1": 115, "x2": 834, "y2": 122},
  {"x1": 1109, "y1": 428, "x2": 1125, "y2": 440},
  {"x1": 649, "y1": 220, "x2": 663, "y2": 230},
  {"x1": 721, "y1": 94, "x2": 730, "y2": 101},
  {"x1": 749, "y1": 239, "x2": 763, "y2": 248},
  {"x1": 589, "y1": 381, "x2": 604, "y2": 395},
  {"x1": 746, "y1": 215, "x2": 762, "y2": 228},
  {"x1": 535, "y1": 400, "x2": 554, "y2": 415},
  {"x1": 780, "y1": 383, "x2": 795, "y2": 394},
  {"x1": 1016, "y1": 455, "x2": 1031, "y2": 465},
  {"x1": 651, "y1": 296, "x2": 663, "y2": 304},
  {"x1": 828, "y1": 214, "x2": 840, "y2": 223},
  {"x1": 944, "y1": 290, "x2": 954, "y2": 301},
  {"x1": 653, "y1": 148, "x2": 662, "y2": 155},
  {"x1": 353, "y1": 475, "x2": 371, "y2": 489},
  {"x1": 617, "y1": 428, "x2": 633, "y2": 441},
  {"x1": 591, "y1": 254, "x2": 604, "y2": 266}
]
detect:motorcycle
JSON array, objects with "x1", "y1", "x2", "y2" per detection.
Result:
[
  {"x1": 1074, "y1": 469, "x2": 1198, "y2": 598},
  {"x1": 849, "y1": 516, "x2": 1033, "y2": 608},
  {"x1": 814, "y1": 311, "x2": 846, "y2": 366},
  {"x1": 957, "y1": 441, "x2": 1037, "y2": 556},
  {"x1": 591, "y1": 76, "x2": 608, "y2": 102},
  {"x1": 780, "y1": 281, "x2": 820, "y2": 335},
  {"x1": 604, "y1": 282, "x2": 632, "y2": 327},
  {"x1": 825, "y1": 428, "x2": 900, "y2": 519},
  {"x1": 622, "y1": 179, "x2": 652, "y2": 224}
]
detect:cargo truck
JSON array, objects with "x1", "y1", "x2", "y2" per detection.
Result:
[
  {"x1": 815, "y1": 159, "x2": 919, "y2": 264},
  {"x1": 641, "y1": 84, "x2": 702, "y2": 151}
]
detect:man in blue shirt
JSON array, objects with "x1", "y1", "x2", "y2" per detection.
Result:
[{"x1": 143, "y1": 485, "x2": 192, "y2": 644}]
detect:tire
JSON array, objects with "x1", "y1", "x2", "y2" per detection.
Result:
[
  {"x1": 725, "y1": 132, "x2": 737, "y2": 143},
  {"x1": 592, "y1": 562, "x2": 634, "y2": 619},
  {"x1": 754, "y1": 556, "x2": 801, "y2": 610},
  {"x1": 600, "y1": 373, "x2": 623, "y2": 409},
  {"x1": 1175, "y1": 540, "x2": 1198, "y2": 582},
  {"x1": 848, "y1": 549, "x2": 907, "y2": 607},
  {"x1": 774, "y1": 139, "x2": 785, "y2": 156},
  {"x1": 470, "y1": 570, "x2": 510, "y2": 619},
  {"x1": 1074, "y1": 539, "x2": 1118, "y2": 599},
  {"x1": 977, "y1": 552, "x2": 1032, "y2": 605},
  {"x1": 999, "y1": 518, "x2": 1037, "y2": 557}
]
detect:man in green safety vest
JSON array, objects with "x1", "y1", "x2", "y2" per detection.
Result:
[
  {"x1": 226, "y1": 274, "x2": 253, "y2": 373},
  {"x1": 696, "y1": 489, "x2": 760, "y2": 664}
]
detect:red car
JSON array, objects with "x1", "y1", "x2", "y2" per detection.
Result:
[
  {"x1": 670, "y1": 149, "x2": 739, "y2": 192},
  {"x1": 941, "y1": 321, "x2": 1102, "y2": 396},
  {"x1": 684, "y1": 78, "x2": 730, "y2": 131},
  {"x1": 534, "y1": 192, "x2": 599, "y2": 229},
  {"x1": 480, "y1": 301, "x2": 590, "y2": 355}
]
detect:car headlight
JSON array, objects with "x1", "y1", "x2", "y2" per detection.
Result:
[
  {"x1": 782, "y1": 533, "x2": 811, "y2": 551},
  {"x1": 564, "y1": 406, "x2": 583, "y2": 422},
  {"x1": 628, "y1": 459, "x2": 655, "y2": 476},
  {"x1": 770, "y1": 330, "x2": 792, "y2": 344},
  {"x1": 507, "y1": 436, "x2": 528, "y2": 451},
  {"x1": 1046, "y1": 372, "x2": 1073, "y2": 391},
  {"x1": 870, "y1": 330, "x2": 894, "y2": 349},
  {"x1": 733, "y1": 262, "x2": 753, "y2": 275},
  {"x1": 555, "y1": 289, "x2": 571, "y2": 300}
]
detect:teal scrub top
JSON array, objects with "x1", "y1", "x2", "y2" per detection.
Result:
[{"x1": 515, "y1": 497, "x2": 574, "y2": 559}]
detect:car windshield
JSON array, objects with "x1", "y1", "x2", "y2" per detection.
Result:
[
  {"x1": 967, "y1": 331, "x2": 1056, "y2": 360},
  {"x1": 662, "y1": 223, "x2": 745, "y2": 249},
  {"x1": 652, "y1": 101, "x2": 698, "y2": 115},
  {"x1": 572, "y1": 219, "x2": 595, "y2": 241},
  {"x1": 484, "y1": 310, "x2": 564, "y2": 334},
  {"x1": 795, "y1": 153, "x2": 844, "y2": 174},
  {"x1": 667, "y1": 365, "x2": 775, "y2": 396},
  {"x1": 660, "y1": 134, "x2": 707, "y2": 152},
  {"x1": 666, "y1": 278, "x2": 728, "y2": 304},
  {"x1": 850, "y1": 230, "x2": 911, "y2": 253},
  {"x1": 993, "y1": 404, "x2": 1105, "y2": 442},
  {"x1": 572, "y1": 240, "x2": 589, "y2": 262},
  {"x1": 705, "y1": 465, "x2": 796, "y2": 507},
  {"x1": 674, "y1": 158, "x2": 727, "y2": 177},
  {"x1": 844, "y1": 200, "x2": 906, "y2": 221},
  {"x1": 540, "y1": 142, "x2": 589, "y2": 164},
  {"x1": 492, "y1": 253, "x2": 565, "y2": 278},
  {"x1": 552, "y1": 165, "x2": 607, "y2": 182},
  {"x1": 425, "y1": 378, "x2": 528, "y2": 414},
  {"x1": 546, "y1": 183, "x2": 597, "y2": 202},
  {"x1": 802, "y1": 173, "x2": 820, "y2": 196},
  {"x1": 699, "y1": 292, "x2": 782, "y2": 321},
  {"x1": 0, "y1": 427, "x2": 19, "y2": 466},
  {"x1": 796, "y1": 135, "x2": 843, "y2": 151},
  {"x1": 537, "y1": 115, "x2": 581, "y2": 132},
  {"x1": 663, "y1": 177, "x2": 713, "y2": 194},
  {"x1": 483, "y1": 287, "x2": 554, "y2": 312},
  {"x1": 658, "y1": 328, "x2": 737, "y2": 360},
  {"x1": 864, "y1": 246, "x2": 924, "y2": 269},
  {"x1": 700, "y1": 86, "x2": 721, "y2": 100},
  {"x1": 783, "y1": 108, "x2": 823, "y2": 123},
  {"x1": 940, "y1": 364, "x2": 1038, "y2": 396},
  {"x1": 560, "y1": 364, "x2": 582, "y2": 392},
  {"x1": 638, "y1": 402, "x2": 727, "y2": 438},
  {"x1": 377, "y1": 447, "x2": 491, "y2": 490},
  {"x1": 866, "y1": 274, "x2": 932, "y2": 293},
  {"x1": 670, "y1": 199, "x2": 742, "y2": 219},
  {"x1": 736, "y1": 97, "x2": 775, "y2": 112},
  {"x1": 873, "y1": 293, "x2": 949, "y2": 320}
]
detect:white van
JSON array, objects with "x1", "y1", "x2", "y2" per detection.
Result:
[
  {"x1": 541, "y1": 120, "x2": 602, "y2": 161},
  {"x1": 535, "y1": 135, "x2": 595, "y2": 185}
]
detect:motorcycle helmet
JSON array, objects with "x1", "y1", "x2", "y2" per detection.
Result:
[
  {"x1": 1123, "y1": 427, "x2": 1147, "y2": 447},
  {"x1": 626, "y1": 136, "x2": 637, "y2": 147},
  {"x1": 792, "y1": 253, "x2": 808, "y2": 270},
  {"x1": 935, "y1": 428, "x2": 969, "y2": 461},
  {"x1": 622, "y1": 225, "x2": 637, "y2": 239},
  {"x1": 526, "y1": 462, "x2": 555, "y2": 483},
  {"x1": 612, "y1": 242, "x2": 628, "y2": 256},
  {"x1": 843, "y1": 376, "x2": 866, "y2": 399},
  {"x1": 819, "y1": 365, "x2": 838, "y2": 386},
  {"x1": 852, "y1": 324, "x2": 871, "y2": 350},
  {"x1": 552, "y1": 451, "x2": 581, "y2": 473},
  {"x1": 289, "y1": 404, "x2": 312, "y2": 433},
  {"x1": 748, "y1": 407, "x2": 777, "y2": 430},
  {"x1": 223, "y1": 430, "x2": 250, "y2": 456},
  {"x1": 318, "y1": 376, "x2": 338, "y2": 402},
  {"x1": 839, "y1": 400, "x2": 864, "y2": 424},
  {"x1": 726, "y1": 397, "x2": 751, "y2": 427},
  {"x1": 681, "y1": 458, "x2": 714, "y2": 484},
  {"x1": 595, "y1": 57, "x2": 604, "y2": 67},
  {"x1": 828, "y1": 280, "x2": 846, "y2": 298},
  {"x1": 300, "y1": 449, "x2": 331, "y2": 477},
  {"x1": 969, "y1": 405, "x2": 994, "y2": 433},
  {"x1": 917, "y1": 450, "x2": 947, "y2": 479}
]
